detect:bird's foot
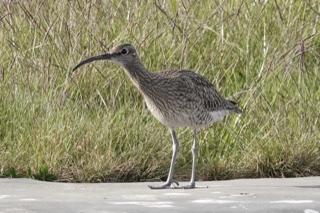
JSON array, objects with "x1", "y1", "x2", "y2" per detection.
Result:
[
  {"x1": 148, "y1": 180, "x2": 179, "y2": 189},
  {"x1": 175, "y1": 182, "x2": 208, "y2": 189}
]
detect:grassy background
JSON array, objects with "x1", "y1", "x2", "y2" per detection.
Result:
[{"x1": 0, "y1": 0, "x2": 319, "y2": 182}]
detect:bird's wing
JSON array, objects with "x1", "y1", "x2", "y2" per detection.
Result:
[{"x1": 158, "y1": 70, "x2": 228, "y2": 111}]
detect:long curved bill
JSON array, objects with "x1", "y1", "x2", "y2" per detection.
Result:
[{"x1": 72, "y1": 53, "x2": 112, "y2": 72}]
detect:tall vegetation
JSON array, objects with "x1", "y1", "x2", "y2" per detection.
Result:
[{"x1": 0, "y1": 0, "x2": 319, "y2": 182}]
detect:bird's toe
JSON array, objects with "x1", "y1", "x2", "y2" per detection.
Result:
[{"x1": 148, "y1": 179, "x2": 179, "y2": 189}]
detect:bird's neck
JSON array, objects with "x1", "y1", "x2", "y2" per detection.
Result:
[{"x1": 122, "y1": 62, "x2": 156, "y2": 93}]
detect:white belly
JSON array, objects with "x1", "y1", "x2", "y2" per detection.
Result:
[{"x1": 145, "y1": 99, "x2": 230, "y2": 129}]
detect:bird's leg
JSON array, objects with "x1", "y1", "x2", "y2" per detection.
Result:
[
  {"x1": 148, "y1": 129, "x2": 179, "y2": 189},
  {"x1": 176, "y1": 129, "x2": 207, "y2": 189},
  {"x1": 189, "y1": 129, "x2": 198, "y2": 187},
  {"x1": 174, "y1": 129, "x2": 198, "y2": 189}
]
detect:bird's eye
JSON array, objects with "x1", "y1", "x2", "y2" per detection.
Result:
[{"x1": 121, "y1": 48, "x2": 129, "y2": 55}]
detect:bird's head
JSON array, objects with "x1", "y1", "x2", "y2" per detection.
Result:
[{"x1": 72, "y1": 44, "x2": 138, "y2": 72}]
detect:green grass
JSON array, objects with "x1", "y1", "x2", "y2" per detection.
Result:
[{"x1": 0, "y1": 0, "x2": 319, "y2": 182}]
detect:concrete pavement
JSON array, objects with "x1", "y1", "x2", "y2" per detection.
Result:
[{"x1": 0, "y1": 177, "x2": 319, "y2": 212}]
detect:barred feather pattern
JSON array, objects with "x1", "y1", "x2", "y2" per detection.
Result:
[{"x1": 113, "y1": 44, "x2": 242, "y2": 129}]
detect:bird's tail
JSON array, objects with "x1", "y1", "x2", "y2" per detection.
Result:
[{"x1": 227, "y1": 100, "x2": 243, "y2": 114}]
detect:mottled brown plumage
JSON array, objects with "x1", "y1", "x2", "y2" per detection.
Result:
[{"x1": 73, "y1": 44, "x2": 242, "y2": 189}]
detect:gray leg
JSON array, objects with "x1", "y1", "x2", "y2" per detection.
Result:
[
  {"x1": 148, "y1": 129, "x2": 179, "y2": 189},
  {"x1": 189, "y1": 129, "x2": 199, "y2": 187},
  {"x1": 176, "y1": 129, "x2": 198, "y2": 189},
  {"x1": 179, "y1": 129, "x2": 208, "y2": 189}
]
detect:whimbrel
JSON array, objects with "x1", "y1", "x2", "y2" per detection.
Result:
[{"x1": 72, "y1": 44, "x2": 242, "y2": 189}]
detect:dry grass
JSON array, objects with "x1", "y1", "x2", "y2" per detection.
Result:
[{"x1": 0, "y1": 0, "x2": 319, "y2": 182}]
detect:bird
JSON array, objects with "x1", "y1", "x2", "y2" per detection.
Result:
[{"x1": 72, "y1": 43, "x2": 242, "y2": 189}]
